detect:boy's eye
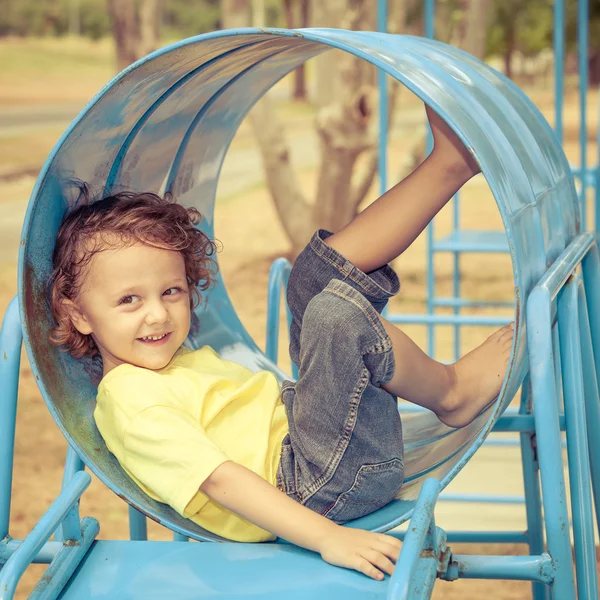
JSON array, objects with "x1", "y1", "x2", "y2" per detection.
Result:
[
  {"x1": 164, "y1": 287, "x2": 184, "y2": 296},
  {"x1": 119, "y1": 295, "x2": 139, "y2": 305}
]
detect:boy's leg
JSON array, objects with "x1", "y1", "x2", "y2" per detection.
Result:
[
  {"x1": 325, "y1": 105, "x2": 513, "y2": 428},
  {"x1": 325, "y1": 106, "x2": 479, "y2": 273},
  {"x1": 379, "y1": 318, "x2": 514, "y2": 429}
]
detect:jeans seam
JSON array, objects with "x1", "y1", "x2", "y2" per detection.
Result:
[
  {"x1": 325, "y1": 286, "x2": 392, "y2": 352},
  {"x1": 299, "y1": 367, "x2": 370, "y2": 503},
  {"x1": 309, "y1": 235, "x2": 395, "y2": 299}
]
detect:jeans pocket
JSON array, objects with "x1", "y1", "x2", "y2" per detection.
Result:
[{"x1": 323, "y1": 458, "x2": 404, "y2": 524}]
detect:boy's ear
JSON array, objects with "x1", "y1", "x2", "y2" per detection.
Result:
[{"x1": 62, "y1": 299, "x2": 93, "y2": 336}]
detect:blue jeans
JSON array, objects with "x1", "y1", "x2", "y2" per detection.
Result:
[{"x1": 276, "y1": 230, "x2": 404, "y2": 523}]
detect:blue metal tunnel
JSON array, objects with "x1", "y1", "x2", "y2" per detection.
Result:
[{"x1": 18, "y1": 28, "x2": 580, "y2": 542}]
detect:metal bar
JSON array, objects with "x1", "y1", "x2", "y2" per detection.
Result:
[
  {"x1": 537, "y1": 233, "x2": 594, "y2": 299},
  {"x1": 447, "y1": 554, "x2": 554, "y2": 584},
  {"x1": 582, "y1": 245, "x2": 600, "y2": 389},
  {"x1": 527, "y1": 286, "x2": 576, "y2": 598},
  {"x1": 0, "y1": 472, "x2": 92, "y2": 600},
  {"x1": 444, "y1": 531, "x2": 529, "y2": 544},
  {"x1": 54, "y1": 447, "x2": 86, "y2": 543},
  {"x1": 0, "y1": 297, "x2": 22, "y2": 541},
  {"x1": 439, "y1": 493, "x2": 524, "y2": 504},
  {"x1": 453, "y1": 197, "x2": 460, "y2": 361},
  {"x1": 265, "y1": 257, "x2": 292, "y2": 363},
  {"x1": 389, "y1": 313, "x2": 512, "y2": 326},
  {"x1": 425, "y1": 0, "x2": 435, "y2": 358},
  {"x1": 0, "y1": 540, "x2": 62, "y2": 565},
  {"x1": 377, "y1": 0, "x2": 387, "y2": 196},
  {"x1": 390, "y1": 529, "x2": 530, "y2": 544},
  {"x1": 519, "y1": 377, "x2": 548, "y2": 600},
  {"x1": 128, "y1": 506, "x2": 148, "y2": 541},
  {"x1": 404, "y1": 526, "x2": 441, "y2": 599},
  {"x1": 557, "y1": 279, "x2": 599, "y2": 600},
  {"x1": 28, "y1": 518, "x2": 99, "y2": 600},
  {"x1": 553, "y1": 0, "x2": 565, "y2": 144},
  {"x1": 388, "y1": 478, "x2": 440, "y2": 599},
  {"x1": 578, "y1": 263, "x2": 600, "y2": 538},
  {"x1": 578, "y1": 0, "x2": 589, "y2": 230},
  {"x1": 173, "y1": 532, "x2": 189, "y2": 542},
  {"x1": 433, "y1": 297, "x2": 514, "y2": 309}
]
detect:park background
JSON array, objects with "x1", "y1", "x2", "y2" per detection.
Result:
[{"x1": 0, "y1": 0, "x2": 598, "y2": 597}]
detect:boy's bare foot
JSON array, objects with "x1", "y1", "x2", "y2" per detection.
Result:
[
  {"x1": 435, "y1": 323, "x2": 514, "y2": 428},
  {"x1": 426, "y1": 105, "x2": 481, "y2": 181}
]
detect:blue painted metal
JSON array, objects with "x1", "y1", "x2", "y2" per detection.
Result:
[
  {"x1": 424, "y1": 0, "x2": 436, "y2": 358},
  {"x1": 554, "y1": 0, "x2": 565, "y2": 146},
  {"x1": 128, "y1": 507, "x2": 148, "y2": 542},
  {"x1": 519, "y1": 378, "x2": 548, "y2": 600},
  {"x1": 0, "y1": 540, "x2": 61, "y2": 565},
  {"x1": 526, "y1": 233, "x2": 598, "y2": 600},
  {"x1": 580, "y1": 248, "x2": 600, "y2": 534},
  {"x1": 444, "y1": 554, "x2": 554, "y2": 584},
  {"x1": 578, "y1": 0, "x2": 589, "y2": 230},
  {"x1": 0, "y1": 297, "x2": 21, "y2": 542},
  {"x1": 0, "y1": 472, "x2": 98, "y2": 600},
  {"x1": 377, "y1": 0, "x2": 387, "y2": 196},
  {"x1": 54, "y1": 539, "x2": 394, "y2": 599},
  {"x1": 387, "y1": 478, "x2": 441, "y2": 599},
  {"x1": 557, "y1": 276, "x2": 599, "y2": 600}
]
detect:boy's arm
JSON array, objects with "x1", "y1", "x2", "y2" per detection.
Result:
[{"x1": 200, "y1": 460, "x2": 401, "y2": 580}]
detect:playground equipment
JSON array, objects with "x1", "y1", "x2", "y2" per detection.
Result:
[
  {"x1": 0, "y1": 27, "x2": 599, "y2": 599},
  {"x1": 376, "y1": 0, "x2": 599, "y2": 509}
]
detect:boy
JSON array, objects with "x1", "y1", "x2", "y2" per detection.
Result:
[{"x1": 49, "y1": 106, "x2": 513, "y2": 581}]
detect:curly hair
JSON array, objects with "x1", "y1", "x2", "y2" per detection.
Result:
[{"x1": 48, "y1": 189, "x2": 219, "y2": 359}]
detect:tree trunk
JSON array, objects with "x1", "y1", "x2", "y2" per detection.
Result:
[
  {"x1": 284, "y1": 0, "x2": 310, "y2": 101},
  {"x1": 220, "y1": 0, "x2": 412, "y2": 255},
  {"x1": 107, "y1": 0, "x2": 161, "y2": 71},
  {"x1": 504, "y1": 24, "x2": 515, "y2": 80},
  {"x1": 462, "y1": 0, "x2": 491, "y2": 61},
  {"x1": 221, "y1": 0, "x2": 252, "y2": 28}
]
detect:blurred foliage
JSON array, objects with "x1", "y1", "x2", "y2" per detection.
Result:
[
  {"x1": 0, "y1": 0, "x2": 283, "y2": 39},
  {"x1": 0, "y1": 0, "x2": 597, "y2": 56}
]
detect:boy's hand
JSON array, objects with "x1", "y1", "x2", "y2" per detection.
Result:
[{"x1": 318, "y1": 525, "x2": 402, "y2": 581}]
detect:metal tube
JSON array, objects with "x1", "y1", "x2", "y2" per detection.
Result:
[
  {"x1": 519, "y1": 378, "x2": 549, "y2": 600},
  {"x1": 0, "y1": 297, "x2": 22, "y2": 541},
  {"x1": 449, "y1": 554, "x2": 554, "y2": 584},
  {"x1": 433, "y1": 297, "x2": 514, "y2": 308},
  {"x1": 0, "y1": 540, "x2": 61, "y2": 565},
  {"x1": 578, "y1": 0, "x2": 589, "y2": 229},
  {"x1": 557, "y1": 279, "x2": 599, "y2": 599},
  {"x1": 425, "y1": 0, "x2": 436, "y2": 358},
  {"x1": 377, "y1": 0, "x2": 388, "y2": 196},
  {"x1": 388, "y1": 478, "x2": 440, "y2": 599},
  {"x1": 439, "y1": 493, "x2": 524, "y2": 504},
  {"x1": 265, "y1": 257, "x2": 292, "y2": 363},
  {"x1": 389, "y1": 313, "x2": 512, "y2": 326},
  {"x1": 0, "y1": 472, "x2": 91, "y2": 599},
  {"x1": 128, "y1": 506, "x2": 148, "y2": 541},
  {"x1": 577, "y1": 267, "x2": 600, "y2": 536},
  {"x1": 582, "y1": 244, "x2": 600, "y2": 385},
  {"x1": 527, "y1": 286, "x2": 576, "y2": 598},
  {"x1": 553, "y1": 0, "x2": 565, "y2": 144}
]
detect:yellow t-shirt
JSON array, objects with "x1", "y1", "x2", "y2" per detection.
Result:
[{"x1": 94, "y1": 346, "x2": 289, "y2": 542}]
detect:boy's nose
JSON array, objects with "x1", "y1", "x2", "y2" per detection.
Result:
[{"x1": 144, "y1": 300, "x2": 169, "y2": 325}]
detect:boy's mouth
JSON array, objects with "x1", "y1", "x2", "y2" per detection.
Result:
[{"x1": 137, "y1": 332, "x2": 172, "y2": 345}]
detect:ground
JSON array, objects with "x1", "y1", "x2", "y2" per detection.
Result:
[{"x1": 0, "y1": 37, "x2": 598, "y2": 598}]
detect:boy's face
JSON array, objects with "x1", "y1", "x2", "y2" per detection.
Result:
[{"x1": 69, "y1": 239, "x2": 191, "y2": 376}]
